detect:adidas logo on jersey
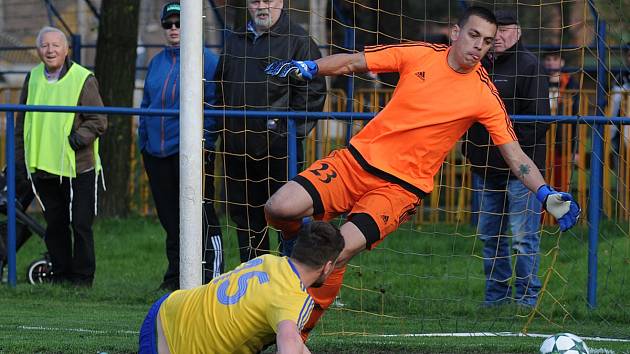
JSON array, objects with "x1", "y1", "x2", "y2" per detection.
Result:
[{"x1": 415, "y1": 71, "x2": 426, "y2": 81}]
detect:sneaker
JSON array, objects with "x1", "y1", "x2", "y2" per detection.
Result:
[
  {"x1": 332, "y1": 297, "x2": 345, "y2": 308},
  {"x1": 516, "y1": 300, "x2": 536, "y2": 311},
  {"x1": 481, "y1": 298, "x2": 512, "y2": 308}
]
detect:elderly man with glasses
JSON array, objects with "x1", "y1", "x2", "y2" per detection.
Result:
[{"x1": 214, "y1": 0, "x2": 327, "y2": 263}]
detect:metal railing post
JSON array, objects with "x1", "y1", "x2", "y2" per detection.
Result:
[
  {"x1": 6, "y1": 111, "x2": 16, "y2": 287},
  {"x1": 207, "y1": 0, "x2": 226, "y2": 48},
  {"x1": 331, "y1": 1, "x2": 356, "y2": 145},
  {"x1": 280, "y1": 117, "x2": 299, "y2": 256},
  {"x1": 71, "y1": 34, "x2": 82, "y2": 64},
  {"x1": 586, "y1": 2, "x2": 607, "y2": 308},
  {"x1": 288, "y1": 117, "x2": 298, "y2": 179}
]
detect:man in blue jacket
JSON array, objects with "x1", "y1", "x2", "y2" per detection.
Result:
[{"x1": 138, "y1": 2, "x2": 223, "y2": 290}]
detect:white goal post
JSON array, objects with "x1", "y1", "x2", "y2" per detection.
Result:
[{"x1": 179, "y1": 0, "x2": 204, "y2": 289}]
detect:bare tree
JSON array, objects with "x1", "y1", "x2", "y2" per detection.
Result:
[{"x1": 94, "y1": 0, "x2": 140, "y2": 217}]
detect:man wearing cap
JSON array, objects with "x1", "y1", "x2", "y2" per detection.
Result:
[
  {"x1": 462, "y1": 9, "x2": 550, "y2": 307},
  {"x1": 139, "y1": 2, "x2": 223, "y2": 290}
]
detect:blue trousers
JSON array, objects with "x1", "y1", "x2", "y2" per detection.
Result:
[{"x1": 472, "y1": 174, "x2": 542, "y2": 306}]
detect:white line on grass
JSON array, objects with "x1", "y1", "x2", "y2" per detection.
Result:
[
  {"x1": 6, "y1": 324, "x2": 138, "y2": 335},
  {"x1": 10, "y1": 325, "x2": 629, "y2": 351},
  {"x1": 371, "y1": 332, "x2": 630, "y2": 343}
]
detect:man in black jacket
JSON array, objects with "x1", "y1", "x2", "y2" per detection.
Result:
[
  {"x1": 215, "y1": 0, "x2": 327, "y2": 262},
  {"x1": 462, "y1": 10, "x2": 550, "y2": 307}
]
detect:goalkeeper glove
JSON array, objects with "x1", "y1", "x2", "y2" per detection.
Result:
[
  {"x1": 536, "y1": 185, "x2": 581, "y2": 232},
  {"x1": 264, "y1": 60, "x2": 318, "y2": 81}
]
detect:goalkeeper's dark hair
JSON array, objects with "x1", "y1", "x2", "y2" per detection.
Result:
[
  {"x1": 291, "y1": 221, "x2": 345, "y2": 269},
  {"x1": 458, "y1": 6, "x2": 497, "y2": 28}
]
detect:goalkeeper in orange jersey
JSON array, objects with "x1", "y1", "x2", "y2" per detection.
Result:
[
  {"x1": 263, "y1": 6, "x2": 581, "y2": 340},
  {"x1": 138, "y1": 221, "x2": 344, "y2": 354}
]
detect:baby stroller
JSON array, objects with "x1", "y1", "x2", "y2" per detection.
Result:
[{"x1": 0, "y1": 170, "x2": 52, "y2": 284}]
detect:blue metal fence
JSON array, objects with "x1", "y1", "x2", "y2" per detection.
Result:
[{"x1": 3, "y1": 103, "x2": 630, "y2": 306}]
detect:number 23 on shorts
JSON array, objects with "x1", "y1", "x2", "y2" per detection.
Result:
[{"x1": 309, "y1": 162, "x2": 337, "y2": 184}]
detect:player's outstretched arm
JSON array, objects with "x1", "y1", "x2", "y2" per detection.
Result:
[
  {"x1": 498, "y1": 141, "x2": 581, "y2": 231},
  {"x1": 276, "y1": 320, "x2": 310, "y2": 354},
  {"x1": 265, "y1": 53, "x2": 367, "y2": 81}
]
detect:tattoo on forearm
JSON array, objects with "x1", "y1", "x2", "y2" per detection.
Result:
[{"x1": 518, "y1": 164, "x2": 531, "y2": 178}]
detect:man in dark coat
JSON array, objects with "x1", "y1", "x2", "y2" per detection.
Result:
[
  {"x1": 215, "y1": 0, "x2": 327, "y2": 262},
  {"x1": 462, "y1": 10, "x2": 550, "y2": 307}
]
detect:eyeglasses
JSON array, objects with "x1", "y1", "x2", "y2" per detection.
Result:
[{"x1": 162, "y1": 21, "x2": 180, "y2": 30}]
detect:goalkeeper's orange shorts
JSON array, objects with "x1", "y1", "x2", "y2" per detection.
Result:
[{"x1": 293, "y1": 148, "x2": 424, "y2": 249}]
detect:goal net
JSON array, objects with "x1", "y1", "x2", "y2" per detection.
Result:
[{"x1": 201, "y1": 0, "x2": 630, "y2": 342}]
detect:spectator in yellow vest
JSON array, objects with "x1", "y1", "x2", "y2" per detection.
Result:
[{"x1": 15, "y1": 26, "x2": 107, "y2": 287}]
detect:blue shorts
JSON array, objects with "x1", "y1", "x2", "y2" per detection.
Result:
[{"x1": 138, "y1": 293, "x2": 170, "y2": 354}]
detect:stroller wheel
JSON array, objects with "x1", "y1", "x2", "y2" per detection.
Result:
[{"x1": 27, "y1": 257, "x2": 53, "y2": 284}]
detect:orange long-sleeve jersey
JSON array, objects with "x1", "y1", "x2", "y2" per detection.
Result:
[{"x1": 350, "y1": 43, "x2": 517, "y2": 195}]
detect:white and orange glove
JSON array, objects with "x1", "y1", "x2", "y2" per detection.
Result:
[{"x1": 536, "y1": 185, "x2": 581, "y2": 231}]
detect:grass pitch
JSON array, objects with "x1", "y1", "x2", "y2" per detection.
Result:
[{"x1": 1, "y1": 216, "x2": 629, "y2": 353}]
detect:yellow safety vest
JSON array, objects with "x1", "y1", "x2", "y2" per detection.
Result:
[{"x1": 24, "y1": 62, "x2": 101, "y2": 177}]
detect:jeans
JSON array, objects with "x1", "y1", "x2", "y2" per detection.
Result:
[{"x1": 472, "y1": 173, "x2": 542, "y2": 306}]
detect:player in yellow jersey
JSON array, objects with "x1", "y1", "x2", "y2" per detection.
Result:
[{"x1": 138, "y1": 221, "x2": 344, "y2": 354}]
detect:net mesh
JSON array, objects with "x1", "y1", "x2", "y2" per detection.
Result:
[{"x1": 202, "y1": 0, "x2": 630, "y2": 340}]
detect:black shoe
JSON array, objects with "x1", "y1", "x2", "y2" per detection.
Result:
[
  {"x1": 51, "y1": 271, "x2": 71, "y2": 284},
  {"x1": 71, "y1": 276, "x2": 93, "y2": 288}
]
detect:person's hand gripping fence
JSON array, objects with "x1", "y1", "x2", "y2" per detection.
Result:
[
  {"x1": 264, "y1": 60, "x2": 318, "y2": 81},
  {"x1": 536, "y1": 185, "x2": 581, "y2": 231}
]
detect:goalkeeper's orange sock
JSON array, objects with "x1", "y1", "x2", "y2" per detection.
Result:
[
  {"x1": 265, "y1": 215, "x2": 303, "y2": 240},
  {"x1": 301, "y1": 265, "x2": 347, "y2": 341}
]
